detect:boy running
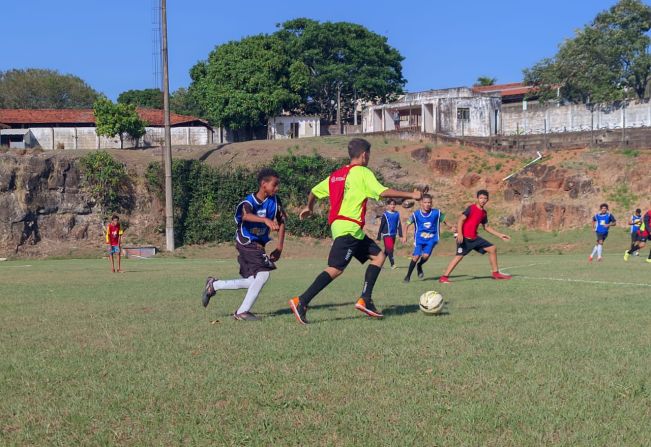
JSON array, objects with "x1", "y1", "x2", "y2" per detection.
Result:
[
  {"x1": 289, "y1": 138, "x2": 422, "y2": 325},
  {"x1": 624, "y1": 208, "x2": 644, "y2": 260},
  {"x1": 402, "y1": 194, "x2": 450, "y2": 282},
  {"x1": 376, "y1": 199, "x2": 403, "y2": 269},
  {"x1": 201, "y1": 168, "x2": 286, "y2": 321},
  {"x1": 105, "y1": 215, "x2": 123, "y2": 273},
  {"x1": 589, "y1": 203, "x2": 616, "y2": 262},
  {"x1": 439, "y1": 190, "x2": 511, "y2": 283}
]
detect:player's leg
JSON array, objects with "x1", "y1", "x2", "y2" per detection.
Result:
[
  {"x1": 416, "y1": 241, "x2": 435, "y2": 279},
  {"x1": 355, "y1": 236, "x2": 385, "y2": 318},
  {"x1": 116, "y1": 250, "x2": 122, "y2": 272},
  {"x1": 404, "y1": 245, "x2": 422, "y2": 282},
  {"x1": 234, "y1": 271, "x2": 270, "y2": 320},
  {"x1": 108, "y1": 250, "x2": 115, "y2": 272},
  {"x1": 439, "y1": 255, "x2": 463, "y2": 283},
  {"x1": 590, "y1": 233, "x2": 600, "y2": 261},
  {"x1": 383, "y1": 236, "x2": 396, "y2": 267},
  {"x1": 596, "y1": 235, "x2": 605, "y2": 260}
]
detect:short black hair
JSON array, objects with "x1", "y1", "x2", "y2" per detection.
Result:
[
  {"x1": 600, "y1": 203, "x2": 609, "y2": 209},
  {"x1": 348, "y1": 138, "x2": 371, "y2": 159},
  {"x1": 477, "y1": 189, "x2": 489, "y2": 198},
  {"x1": 635, "y1": 208, "x2": 641, "y2": 214},
  {"x1": 257, "y1": 168, "x2": 280, "y2": 185},
  {"x1": 386, "y1": 199, "x2": 396, "y2": 205},
  {"x1": 422, "y1": 193, "x2": 432, "y2": 200},
  {"x1": 111, "y1": 214, "x2": 119, "y2": 220}
]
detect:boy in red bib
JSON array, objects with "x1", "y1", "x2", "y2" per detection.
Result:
[
  {"x1": 439, "y1": 190, "x2": 511, "y2": 283},
  {"x1": 105, "y1": 215, "x2": 124, "y2": 273},
  {"x1": 289, "y1": 138, "x2": 422, "y2": 324}
]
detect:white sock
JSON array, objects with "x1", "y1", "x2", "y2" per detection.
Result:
[
  {"x1": 591, "y1": 246, "x2": 598, "y2": 257},
  {"x1": 236, "y1": 271, "x2": 270, "y2": 314},
  {"x1": 213, "y1": 277, "x2": 253, "y2": 290},
  {"x1": 597, "y1": 245, "x2": 603, "y2": 257}
]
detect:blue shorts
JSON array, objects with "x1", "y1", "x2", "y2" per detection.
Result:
[
  {"x1": 596, "y1": 232, "x2": 608, "y2": 242},
  {"x1": 413, "y1": 240, "x2": 437, "y2": 257},
  {"x1": 108, "y1": 245, "x2": 120, "y2": 254}
]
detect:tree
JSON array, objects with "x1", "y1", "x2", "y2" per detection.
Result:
[
  {"x1": 170, "y1": 88, "x2": 202, "y2": 117},
  {"x1": 524, "y1": 0, "x2": 651, "y2": 103},
  {"x1": 117, "y1": 88, "x2": 163, "y2": 109},
  {"x1": 276, "y1": 18, "x2": 406, "y2": 123},
  {"x1": 0, "y1": 68, "x2": 100, "y2": 109},
  {"x1": 188, "y1": 34, "x2": 304, "y2": 130},
  {"x1": 475, "y1": 76, "x2": 497, "y2": 86},
  {"x1": 93, "y1": 97, "x2": 146, "y2": 149}
]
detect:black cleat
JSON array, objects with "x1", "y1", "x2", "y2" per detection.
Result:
[
  {"x1": 403, "y1": 276, "x2": 410, "y2": 283},
  {"x1": 201, "y1": 276, "x2": 216, "y2": 308},
  {"x1": 233, "y1": 311, "x2": 261, "y2": 321},
  {"x1": 355, "y1": 298, "x2": 384, "y2": 318},
  {"x1": 289, "y1": 297, "x2": 309, "y2": 324}
]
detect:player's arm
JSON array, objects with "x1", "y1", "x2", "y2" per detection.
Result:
[
  {"x1": 484, "y1": 224, "x2": 510, "y2": 241},
  {"x1": 455, "y1": 213, "x2": 466, "y2": 243},
  {"x1": 397, "y1": 218, "x2": 403, "y2": 238},
  {"x1": 300, "y1": 177, "x2": 328, "y2": 220},
  {"x1": 402, "y1": 216, "x2": 413, "y2": 243},
  {"x1": 380, "y1": 188, "x2": 422, "y2": 201},
  {"x1": 441, "y1": 212, "x2": 454, "y2": 231},
  {"x1": 376, "y1": 215, "x2": 386, "y2": 240},
  {"x1": 592, "y1": 215, "x2": 597, "y2": 231},
  {"x1": 270, "y1": 207, "x2": 286, "y2": 261},
  {"x1": 242, "y1": 205, "x2": 279, "y2": 231},
  {"x1": 608, "y1": 216, "x2": 616, "y2": 227}
]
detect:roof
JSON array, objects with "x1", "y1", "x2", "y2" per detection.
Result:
[
  {"x1": 471, "y1": 82, "x2": 536, "y2": 98},
  {"x1": 0, "y1": 108, "x2": 211, "y2": 127}
]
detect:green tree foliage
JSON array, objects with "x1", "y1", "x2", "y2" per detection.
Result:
[
  {"x1": 145, "y1": 154, "x2": 344, "y2": 245},
  {"x1": 0, "y1": 68, "x2": 99, "y2": 109},
  {"x1": 277, "y1": 18, "x2": 406, "y2": 123},
  {"x1": 475, "y1": 76, "x2": 497, "y2": 86},
  {"x1": 117, "y1": 88, "x2": 163, "y2": 109},
  {"x1": 524, "y1": 0, "x2": 651, "y2": 103},
  {"x1": 79, "y1": 151, "x2": 133, "y2": 213},
  {"x1": 188, "y1": 34, "x2": 305, "y2": 129},
  {"x1": 93, "y1": 97, "x2": 147, "y2": 149},
  {"x1": 170, "y1": 88, "x2": 202, "y2": 117}
]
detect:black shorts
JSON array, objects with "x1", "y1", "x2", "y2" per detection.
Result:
[
  {"x1": 456, "y1": 236, "x2": 493, "y2": 256},
  {"x1": 633, "y1": 232, "x2": 648, "y2": 243},
  {"x1": 328, "y1": 234, "x2": 382, "y2": 270},
  {"x1": 596, "y1": 232, "x2": 608, "y2": 242},
  {"x1": 236, "y1": 242, "x2": 276, "y2": 278}
]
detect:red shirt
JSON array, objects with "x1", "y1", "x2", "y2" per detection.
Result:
[
  {"x1": 106, "y1": 223, "x2": 122, "y2": 246},
  {"x1": 461, "y1": 204, "x2": 488, "y2": 240}
]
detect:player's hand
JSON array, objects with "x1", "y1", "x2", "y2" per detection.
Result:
[
  {"x1": 500, "y1": 234, "x2": 511, "y2": 241},
  {"x1": 401, "y1": 237, "x2": 407, "y2": 244},
  {"x1": 412, "y1": 189, "x2": 423, "y2": 201},
  {"x1": 299, "y1": 207, "x2": 312, "y2": 220},
  {"x1": 269, "y1": 248, "x2": 282, "y2": 261},
  {"x1": 265, "y1": 218, "x2": 279, "y2": 231},
  {"x1": 455, "y1": 233, "x2": 463, "y2": 244}
]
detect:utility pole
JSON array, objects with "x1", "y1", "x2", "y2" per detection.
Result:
[
  {"x1": 161, "y1": 0, "x2": 174, "y2": 251},
  {"x1": 336, "y1": 82, "x2": 342, "y2": 134}
]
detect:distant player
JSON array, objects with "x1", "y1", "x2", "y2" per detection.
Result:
[
  {"x1": 376, "y1": 199, "x2": 403, "y2": 269},
  {"x1": 289, "y1": 138, "x2": 422, "y2": 325},
  {"x1": 439, "y1": 190, "x2": 512, "y2": 283},
  {"x1": 105, "y1": 214, "x2": 123, "y2": 273},
  {"x1": 624, "y1": 208, "x2": 644, "y2": 261},
  {"x1": 402, "y1": 194, "x2": 449, "y2": 282},
  {"x1": 201, "y1": 168, "x2": 286, "y2": 321},
  {"x1": 589, "y1": 203, "x2": 616, "y2": 262}
]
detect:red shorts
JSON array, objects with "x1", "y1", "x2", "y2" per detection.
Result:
[{"x1": 383, "y1": 236, "x2": 395, "y2": 252}]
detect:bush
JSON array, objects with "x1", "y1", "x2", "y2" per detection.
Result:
[{"x1": 79, "y1": 151, "x2": 133, "y2": 214}]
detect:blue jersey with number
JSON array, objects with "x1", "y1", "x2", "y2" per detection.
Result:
[
  {"x1": 235, "y1": 193, "x2": 280, "y2": 245},
  {"x1": 593, "y1": 212, "x2": 615, "y2": 234},
  {"x1": 631, "y1": 214, "x2": 642, "y2": 234},
  {"x1": 409, "y1": 209, "x2": 444, "y2": 244}
]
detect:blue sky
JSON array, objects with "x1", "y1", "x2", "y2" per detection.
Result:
[{"x1": 2, "y1": 0, "x2": 619, "y2": 100}]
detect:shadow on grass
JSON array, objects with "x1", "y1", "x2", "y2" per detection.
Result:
[
  {"x1": 421, "y1": 274, "x2": 500, "y2": 282},
  {"x1": 264, "y1": 301, "x2": 356, "y2": 317}
]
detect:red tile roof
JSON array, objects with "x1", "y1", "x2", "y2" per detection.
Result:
[
  {"x1": 472, "y1": 82, "x2": 536, "y2": 97},
  {"x1": 0, "y1": 108, "x2": 210, "y2": 127}
]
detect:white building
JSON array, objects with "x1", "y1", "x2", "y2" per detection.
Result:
[{"x1": 267, "y1": 115, "x2": 320, "y2": 139}]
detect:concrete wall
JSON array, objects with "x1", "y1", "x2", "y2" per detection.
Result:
[
  {"x1": 26, "y1": 125, "x2": 212, "y2": 149},
  {"x1": 502, "y1": 100, "x2": 651, "y2": 135}
]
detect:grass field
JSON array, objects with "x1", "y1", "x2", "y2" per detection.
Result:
[{"x1": 2, "y1": 249, "x2": 651, "y2": 446}]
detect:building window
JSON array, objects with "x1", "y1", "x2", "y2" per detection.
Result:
[{"x1": 457, "y1": 108, "x2": 470, "y2": 121}]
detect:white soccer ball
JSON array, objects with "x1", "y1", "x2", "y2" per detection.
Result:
[{"x1": 419, "y1": 290, "x2": 444, "y2": 315}]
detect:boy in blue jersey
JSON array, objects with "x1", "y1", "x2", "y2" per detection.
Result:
[
  {"x1": 624, "y1": 208, "x2": 643, "y2": 260},
  {"x1": 589, "y1": 203, "x2": 616, "y2": 262},
  {"x1": 401, "y1": 194, "x2": 449, "y2": 282},
  {"x1": 376, "y1": 199, "x2": 403, "y2": 269},
  {"x1": 201, "y1": 168, "x2": 286, "y2": 321}
]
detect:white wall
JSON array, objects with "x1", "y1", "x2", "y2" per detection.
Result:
[{"x1": 268, "y1": 116, "x2": 320, "y2": 139}]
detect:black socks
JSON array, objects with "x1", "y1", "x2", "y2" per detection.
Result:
[
  {"x1": 361, "y1": 265, "x2": 382, "y2": 300},
  {"x1": 300, "y1": 271, "x2": 333, "y2": 307}
]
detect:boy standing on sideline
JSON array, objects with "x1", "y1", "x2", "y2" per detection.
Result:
[
  {"x1": 439, "y1": 190, "x2": 511, "y2": 284},
  {"x1": 105, "y1": 215, "x2": 123, "y2": 273},
  {"x1": 376, "y1": 199, "x2": 402, "y2": 269},
  {"x1": 402, "y1": 194, "x2": 450, "y2": 282},
  {"x1": 201, "y1": 168, "x2": 286, "y2": 321},
  {"x1": 589, "y1": 203, "x2": 616, "y2": 262},
  {"x1": 624, "y1": 208, "x2": 643, "y2": 260},
  {"x1": 289, "y1": 138, "x2": 422, "y2": 325}
]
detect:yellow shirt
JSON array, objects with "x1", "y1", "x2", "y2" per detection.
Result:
[{"x1": 312, "y1": 165, "x2": 388, "y2": 240}]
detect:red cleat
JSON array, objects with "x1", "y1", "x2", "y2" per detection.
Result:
[
  {"x1": 588, "y1": 256, "x2": 593, "y2": 262},
  {"x1": 438, "y1": 276, "x2": 451, "y2": 284},
  {"x1": 492, "y1": 272, "x2": 512, "y2": 280}
]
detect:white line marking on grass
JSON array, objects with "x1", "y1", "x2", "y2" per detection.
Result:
[{"x1": 518, "y1": 275, "x2": 651, "y2": 288}]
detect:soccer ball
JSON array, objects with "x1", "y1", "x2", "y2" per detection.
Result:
[{"x1": 419, "y1": 290, "x2": 444, "y2": 315}]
